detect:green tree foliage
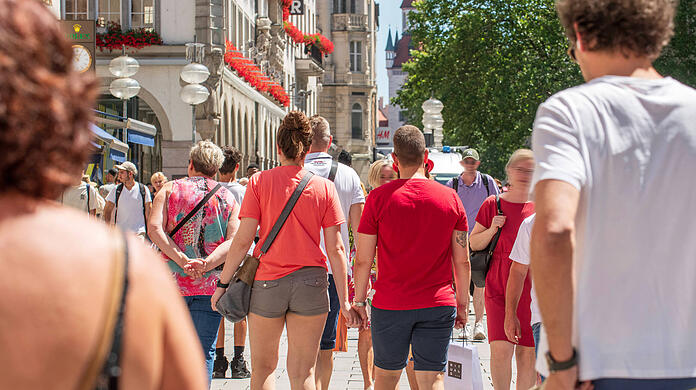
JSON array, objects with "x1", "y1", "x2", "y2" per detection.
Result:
[{"x1": 395, "y1": 0, "x2": 695, "y2": 178}]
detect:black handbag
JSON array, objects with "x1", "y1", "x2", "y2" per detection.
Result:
[
  {"x1": 470, "y1": 194, "x2": 503, "y2": 288},
  {"x1": 215, "y1": 172, "x2": 314, "y2": 322}
]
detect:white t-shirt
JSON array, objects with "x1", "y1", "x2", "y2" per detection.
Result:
[
  {"x1": 106, "y1": 183, "x2": 152, "y2": 234},
  {"x1": 531, "y1": 76, "x2": 696, "y2": 380},
  {"x1": 509, "y1": 214, "x2": 540, "y2": 326},
  {"x1": 61, "y1": 182, "x2": 99, "y2": 213},
  {"x1": 305, "y1": 152, "x2": 366, "y2": 274},
  {"x1": 220, "y1": 180, "x2": 246, "y2": 206}
]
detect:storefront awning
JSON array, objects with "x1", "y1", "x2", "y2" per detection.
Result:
[
  {"x1": 90, "y1": 124, "x2": 129, "y2": 162},
  {"x1": 125, "y1": 118, "x2": 157, "y2": 147}
]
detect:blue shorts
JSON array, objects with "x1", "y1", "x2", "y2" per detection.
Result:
[
  {"x1": 371, "y1": 305, "x2": 456, "y2": 372},
  {"x1": 593, "y1": 377, "x2": 696, "y2": 389},
  {"x1": 319, "y1": 274, "x2": 340, "y2": 350}
]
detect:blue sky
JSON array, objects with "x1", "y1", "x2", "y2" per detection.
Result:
[{"x1": 376, "y1": 0, "x2": 403, "y2": 103}]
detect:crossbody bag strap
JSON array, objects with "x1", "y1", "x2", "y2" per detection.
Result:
[
  {"x1": 168, "y1": 183, "x2": 222, "y2": 238},
  {"x1": 259, "y1": 171, "x2": 314, "y2": 255},
  {"x1": 487, "y1": 194, "x2": 504, "y2": 256},
  {"x1": 327, "y1": 160, "x2": 338, "y2": 182}
]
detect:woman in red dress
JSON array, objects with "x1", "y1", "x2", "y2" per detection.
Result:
[{"x1": 469, "y1": 149, "x2": 536, "y2": 390}]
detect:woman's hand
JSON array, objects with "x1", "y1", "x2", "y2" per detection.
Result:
[
  {"x1": 183, "y1": 258, "x2": 206, "y2": 279},
  {"x1": 211, "y1": 287, "x2": 225, "y2": 312},
  {"x1": 491, "y1": 215, "x2": 507, "y2": 229},
  {"x1": 341, "y1": 301, "x2": 361, "y2": 329}
]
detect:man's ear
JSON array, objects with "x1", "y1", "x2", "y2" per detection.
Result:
[{"x1": 574, "y1": 22, "x2": 585, "y2": 52}]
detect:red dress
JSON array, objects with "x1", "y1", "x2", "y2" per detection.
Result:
[{"x1": 475, "y1": 196, "x2": 535, "y2": 346}]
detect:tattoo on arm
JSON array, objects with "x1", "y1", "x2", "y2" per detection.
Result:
[{"x1": 456, "y1": 231, "x2": 468, "y2": 249}]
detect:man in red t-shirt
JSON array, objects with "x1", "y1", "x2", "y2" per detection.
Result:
[{"x1": 353, "y1": 125, "x2": 471, "y2": 390}]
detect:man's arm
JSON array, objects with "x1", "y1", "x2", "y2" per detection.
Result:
[
  {"x1": 452, "y1": 230, "x2": 471, "y2": 329},
  {"x1": 104, "y1": 201, "x2": 115, "y2": 224},
  {"x1": 145, "y1": 201, "x2": 152, "y2": 222},
  {"x1": 531, "y1": 179, "x2": 580, "y2": 362},
  {"x1": 348, "y1": 202, "x2": 364, "y2": 238},
  {"x1": 354, "y1": 232, "x2": 377, "y2": 329}
]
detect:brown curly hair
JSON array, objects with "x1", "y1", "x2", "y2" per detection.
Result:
[
  {"x1": 0, "y1": 0, "x2": 97, "y2": 200},
  {"x1": 556, "y1": 0, "x2": 677, "y2": 58},
  {"x1": 277, "y1": 111, "x2": 312, "y2": 160}
]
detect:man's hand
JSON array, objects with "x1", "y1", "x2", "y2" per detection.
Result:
[
  {"x1": 504, "y1": 312, "x2": 521, "y2": 344},
  {"x1": 183, "y1": 258, "x2": 206, "y2": 279},
  {"x1": 340, "y1": 302, "x2": 361, "y2": 328},
  {"x1": 455, "y1": 302, "x2": 468, "y2": 329},
  {"x1": 351, "y1": 304, "x2": 369, "y2": 330},
  {"x1": 541, "y1": 367, "x2": 593, "y2": 390}
]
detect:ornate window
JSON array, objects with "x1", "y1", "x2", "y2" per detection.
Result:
[
  {"x1": 97, "y1": 0, "x2": 121, "y2": 27},
  {"x1": 350, "y1": 41, "x2": 362, "y2": 72},
  {"x1": 64, "y1": 0, "x2": 89, "y2": 20},
  {"x1": 131, "y1": 0, "x2": 155, "y2": 30},
  {"x1": 351, "y1": 103, "x2": 363, "y2": 139}
]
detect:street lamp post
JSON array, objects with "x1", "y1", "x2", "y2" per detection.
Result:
[
  {"x1": 422, "y1": 97, "x2": 444, "y2": 148},
  {"x1": 109, "y1": 48, "x2": 140, "y2": 143},
  {"x1": 180, "y1": 42, "x2": 210, "y2": 144}
]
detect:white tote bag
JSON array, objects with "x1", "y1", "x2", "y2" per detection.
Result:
[{"x1": 444, "y1": 338, "x2": 483, "y2": 390}]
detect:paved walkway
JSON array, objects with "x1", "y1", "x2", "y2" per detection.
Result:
[{"x1": 211, "y1": 309, "x2": 518, "y2": 390}]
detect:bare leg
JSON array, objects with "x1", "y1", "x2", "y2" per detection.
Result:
[
  {"x1": 216, "y1": 319, "x2": 225, "y2": 349},
  {"x1": 358, "y1": 328, "x2": 375, "y2": 389},
  {"x1": 406, "y1": 360, "x2": 419, "y2": 390},
  {"x1": 473, "y1": 287, "x2": 485, "y2": 324},
  {"x1": 315, "y1": 350, "x2": 333, "y2": 390},
  {"x1": 490, "y1": 340, "x2": 515, "y2": 390},
  {"x1": 234, "y1": 318, "x2": 247, "y2": 348},
  {"x1": 414, "y1": 371, "x2": 444, "y2": 390},
  {"x1": 375, "y1": 367, "x2": 402, "y2": 390},
  {"x1": 248, "y1": 313, "x2": 285, "y2": 390},
  {"x1": 286, "y1": 312, "x2": 328, "y2": 390},
  {"x1": 514, "y1": 345, "x2": 536, "y2": 390}
]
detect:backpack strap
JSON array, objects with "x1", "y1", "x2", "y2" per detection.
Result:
[
  {"x1": 452, "y1": 176, "x2": 459, "y2": 192},
  {"x1": 481, "y1": 173, "x2": 490, "y2": 197},
  {"x1": 138, "y1": 183, "x2": 147, "y2": 232},
  {"x1": 327, "y1": 160, "x2": 338, "y2": 182},
  {"x1": 114, "y1": 183, "x2": 124, "y2": 223},
  {"x1": 86, "y1": 183, "x2": 91, "y2": 213}
]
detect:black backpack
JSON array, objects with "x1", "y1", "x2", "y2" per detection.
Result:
[
  {"x1": 114, "y1": 182, "x2": 148, "y2": 231},
  {"x1": 452, "y1": 172, "x2": 491, "y2": 196}
]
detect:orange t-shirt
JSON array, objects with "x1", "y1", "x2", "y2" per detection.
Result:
[{"x1": 239, "y1": 165, "x2": 345, "y2": 280}]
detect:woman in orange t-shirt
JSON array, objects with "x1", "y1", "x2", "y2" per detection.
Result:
[{"x1": 212, "y1": 111, "x2": 359, "y2": 389}]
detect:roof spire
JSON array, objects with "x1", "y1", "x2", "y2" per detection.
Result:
[{"x1": 385, "y1": 26, "x2": 395, "y2": 51}]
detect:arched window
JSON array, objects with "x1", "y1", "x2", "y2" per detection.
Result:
[{"x1": 351, "y1": 103, "x2": 363, "y2": 139}]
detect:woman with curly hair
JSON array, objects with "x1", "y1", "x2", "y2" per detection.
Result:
[
  {"x1": 0, "y1": 1, "x2": 207, "y2": 389},
  {"x1": 212, "y1": 111, "x2": 360, "y2": 390}
]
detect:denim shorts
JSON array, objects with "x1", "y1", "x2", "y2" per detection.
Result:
[
  {"x1": 319, "y1": 274, "x2": 340, "y2": 350},
  {"x1": 371, "y1": 305, "x2": 456, "y2": 372},
  {"x1": 249, "y1": 266, "x2": 329, "y2": 318}
]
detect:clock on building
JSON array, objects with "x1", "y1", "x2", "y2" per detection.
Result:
[{"x1": 72, "y1": 44, "x2": 92, "y2": 73}]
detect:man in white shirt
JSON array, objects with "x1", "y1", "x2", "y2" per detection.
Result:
[
  {"x1": 104, "y1": 161, "x2": 152, "y2": 238},
  {"x1": 531, "y1": 1, "x2": 696, "y2": 389},
  {"x1": 99, "y1": 168, "x2": 118, "y2": 198},
  {"x1": 305, "y1": 115, "x2": 365, "y2": 390},
  {"x1": 61, "y1": 178, "x2": 99, "y2": 216}
]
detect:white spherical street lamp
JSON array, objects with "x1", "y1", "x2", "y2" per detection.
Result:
[
  {"x1": 180, "y1": 40, "x2": 210, "y2": 144},
  {"x1": 180, "y1": 63, "x2": 211, "y2": 84},
  {"x1": 422, "y1": 97, "x2": 445, "y2": 148},
  {"x1": 109, "y1": 77, "x2": 141, "y2": 99},
  {"x1": 179, "y1": 83, "x2": 210, "y2": 105},
  {"x1": 109, "y1": 55, "x2": 140, "y2": 77}
]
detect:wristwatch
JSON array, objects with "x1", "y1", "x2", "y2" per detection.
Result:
[
  {"x1": 216, "y1": 280, "x2": 230, "y2": 289},
  {"x1": 545, "y1": 348, "x2": 578, "y2": 373},
  {"x1": 352, "y1": 301, "x2": 367, "y2": 307}
]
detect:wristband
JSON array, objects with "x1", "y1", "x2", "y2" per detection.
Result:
[
  {"x1": 546, "y1": 348, "x2": 578, "y2": 373},
  {"x1": 216, "y1": 280, "x2": 230, "y2": 289},
  {"x1": 352, "y1": 301, "x2": 367, "y2": 307}
]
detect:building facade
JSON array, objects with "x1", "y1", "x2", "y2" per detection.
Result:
[
  {"x1": 316, "y1": 0, "x2": 379, "y2": 180},
  {"x1": 384, "y1": 0, "x2": 414, "y2": 134},
  {"x1": 54, "y1": 0, "x2": 323, "y2": 181}
]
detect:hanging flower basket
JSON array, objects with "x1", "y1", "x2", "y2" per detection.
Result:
[
  {"x1": 224, "y1": 41, "x2": 290, "y2": 107},
  {"x1": 96, "y1": 22, "x2": 163, "y2": 51},
  {"x1": 281, "y1": 2, "x2": 334, "y2": 55}
]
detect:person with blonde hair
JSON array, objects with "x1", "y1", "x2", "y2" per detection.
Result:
[
  {"x1": 150, "y1": 171, "x2": 168, "y2": 196},
  {"x1": 469, "y1": 149, "x2": 535, "y2": 390},
  {"x1": 367, "y1": 159, "x2": 397, "y2": 190},
  {"x1": 0, "y1": 1, "x2": 207, "y2": 388},
  {"x1": 148, "y1": 140, "x2": 241, "y2": 383}
]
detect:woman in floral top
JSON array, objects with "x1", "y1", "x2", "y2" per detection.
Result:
[{"x1": 148, "y1": 141, "x2": 240, "y2": 383}]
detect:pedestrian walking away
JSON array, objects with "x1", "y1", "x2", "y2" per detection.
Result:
[
  {"x1": 0, "y1": 2, "x2": 208, "y2": 388},
  {"x1": 531, "y1": 1, "x2": 696, "y2": 389},
  {"x1": 211, "y1": 111, "x2": 360, "y2": 390},
  {"x1": 469, "y1": 149, "x2": 536, "y2": 390},
  {"x1": 446, "y1": 147, "x2": 500, "y2": 341},
  {"x1": 354, "y1": 125, "x2": 472, "y2": 390},
  {"x1": 148, "y1": 140, "x2": 241, "y2": 384},
  {"x1": 305, "y1": 115, "x2": 366, "y2": 390}
]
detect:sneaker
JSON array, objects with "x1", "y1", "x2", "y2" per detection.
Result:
[
  {"x1": 452, "y1": 327, "x2": 465, "y2": 339},
  {"x1": 212, "y1": 355, "x2": 229, "y2": 378},
  {"x1": 473, "y1": 321, "x2": 487, "y2": 340},
  {"x1": 230, "y1": 356, "x2": 251, "y2": 379},
  {"x1": 463, "y1": 323, "x2": 473, "y2": 340}
]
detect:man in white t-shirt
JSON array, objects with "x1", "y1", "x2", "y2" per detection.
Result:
[
  {"x1": 530, "y1": 1, "x2": 696, "y2": 389},
  {"x1": 104, "y1": 161, "x2": 152, "y2": 237},
  {"x1": 61, "y1": 179, "x2": 99, "y2": 216},
  {"x1": 305, "y1": 115, "x2": 365, "y2": 390},
  {"x1": 507, "y1": 214, "x2": 543, "y2": 379}
]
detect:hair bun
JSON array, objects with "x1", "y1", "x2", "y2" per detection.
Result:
[{"x1": 282, "y1": 111, "x2": 308, "y2": 131}]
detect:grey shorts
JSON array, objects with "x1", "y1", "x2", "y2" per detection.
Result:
[{"x1": 249, "y1": 266, "x2": 330, "y2": 318}]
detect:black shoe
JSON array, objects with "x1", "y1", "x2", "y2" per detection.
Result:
[
  {"x1": 212, "y1": 355, "x2": 229, "y2": 378},
  {"x1": 230, "y1": 356, "x2": 251, "y2": 379}
]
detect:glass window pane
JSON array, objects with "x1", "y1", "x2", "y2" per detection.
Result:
[
  {"x1": 66, "y1": 0, "x2": 74, "y2": 13},
  {"x1": 132, "y1": 0, "x2": 143, "y2": 11},
  {"x1": 77, "y1": 0, "x2": 87, "y2": 13},
  {"x1": 131, "y1": 13, "x2": 143, "y2": 27}
]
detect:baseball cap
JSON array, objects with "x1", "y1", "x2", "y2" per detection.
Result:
[
  {"x1": 114, "y1": 161, "x2": 138, "y2": 175},
  {"x1": 461, "y1": 148, "x2": 480, "y2": 161}
]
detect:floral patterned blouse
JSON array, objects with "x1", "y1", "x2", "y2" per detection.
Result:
[{"x1": 165, "y1": 176, "x2": 237, "y2": 296}]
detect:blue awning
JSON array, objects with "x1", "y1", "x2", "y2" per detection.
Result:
[
  {"x1": 127, "y1": 129, "x2": 155, "y2": 147},
  {"x1": 109, "y1": 148, "x2": 126, "y2": 163},
  {"x1": 91, "y1": 123, "x2": 120, "y2": 143}
]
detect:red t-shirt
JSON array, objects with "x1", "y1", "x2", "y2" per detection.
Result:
[
  {"x1": 358, "y1": 178, "x2": 468, "y2": 310},
  {"x1": 240, "y1": 166, "x2": 345, "y2": 280}
]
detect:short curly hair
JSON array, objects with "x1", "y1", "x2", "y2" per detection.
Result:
[
  {"x1": 189, "y1": 141, "x2": 224, "y2": 177},
  {"x1": 556, "y1": 0, "x2": 677, "y2": 58},
  {"x1": 0, "y1": 0, "x2": 97, "y2": 199}
]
